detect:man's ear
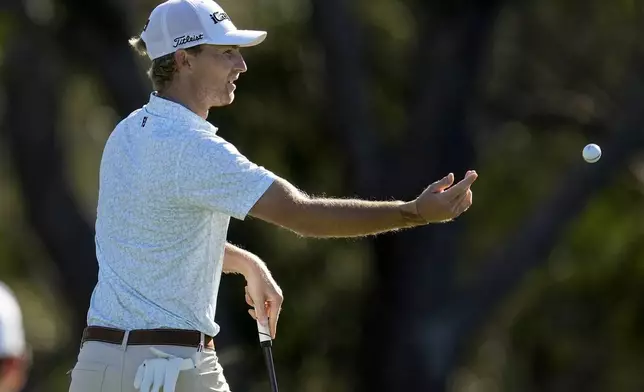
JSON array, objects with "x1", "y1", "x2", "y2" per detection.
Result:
[{"x1": 174, "y1": 50, "x2": 191, "y2": 70}]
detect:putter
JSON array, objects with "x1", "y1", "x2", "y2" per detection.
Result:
[{"x1": 257, "y1": 320, "x2": 279, "y2": 392}]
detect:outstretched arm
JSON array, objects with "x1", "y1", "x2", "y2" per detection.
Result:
[{"x1": 249, "y1": 171, "x2": 477, "y2": 238}]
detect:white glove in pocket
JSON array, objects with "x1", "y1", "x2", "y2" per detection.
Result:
[{"x1": 133, "y1": 347, "x2": 196, "y2": 392}]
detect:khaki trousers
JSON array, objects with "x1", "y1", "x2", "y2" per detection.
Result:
[{"x1": 68, "y1": 340, "x2": 231, "y2": 392}]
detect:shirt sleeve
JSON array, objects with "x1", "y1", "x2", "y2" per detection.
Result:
[{"x1": 175, "y1": 133, "x2": 276, "y2": 220}]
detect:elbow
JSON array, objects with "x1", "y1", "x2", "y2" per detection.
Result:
[
  {"x1": 249, "y1": 179, "x2": 321, "y2": 237},
  {"x1": 280, "y1": 197, "x2": 317, "y2": 237},
  {"x1": 271, "y1": 195, "x2": 327, "y2": 238}
]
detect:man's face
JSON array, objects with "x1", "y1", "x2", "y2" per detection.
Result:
[{"x1": 185, "y1": 45, "x2": 247, "y2": 107}]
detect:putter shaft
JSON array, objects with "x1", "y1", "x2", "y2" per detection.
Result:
[{"x1": 262, "y1": 343, "x2": 279, "y2": 392}]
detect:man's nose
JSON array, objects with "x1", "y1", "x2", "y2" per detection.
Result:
[{"x1": 235, "y1": 53, "x2": 247, "y2": 73}]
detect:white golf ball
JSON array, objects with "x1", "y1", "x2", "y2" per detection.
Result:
[{"x1": 582, "y1": 143, "x2": 601, "y2": 163}]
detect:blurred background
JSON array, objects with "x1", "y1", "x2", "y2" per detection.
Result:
[{"x1": 2, "y1": 0, "x2": 644, "y2": 391}]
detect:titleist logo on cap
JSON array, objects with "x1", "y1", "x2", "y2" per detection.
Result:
[{"x1": 173, "y1": 33, "x2": 204, "y2": 48}]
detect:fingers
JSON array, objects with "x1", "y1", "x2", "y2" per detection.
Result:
[
  {"x1": 245, "y1": 286, "x2": 268, "y2": 325},
  {"x1": 245, "y1": 280, "x2": 284, "y2": 339},
  {"x1": 268, "y1": 309, "x2": 279, "y2": 339},
  {"x1": 249, "y1": 304, "x2": 281, "y2": 339},
  {"x1": 253, "y1": 301, "x2": 268, "y2": 327},
  {"x1": 134, "y1": 362, "x2": 145, "y2": 389},
  {"x1": 140, "y1": 360, "x2": 153, "y2": 392},
  {"x1": 247, "y1": 299, "x2": 282, "y2": 338},
  {"x1": 428, "y1": 173, "x2": 454, "y2": 193},
  {"x1": 247, "y1": 285, "x2": 258, "y2": 320},
  {"x1": 151, "y1": 362, "x2": 164, "y2": 392},
  {"x1": 268, "y1": 297, "x2": 283, "y2": 339},
  {"x1": 445, "y1": 170, "x2": 478, "y2": 199}
]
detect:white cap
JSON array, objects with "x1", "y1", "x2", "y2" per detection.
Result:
[
  {"x1": 0, "y1": 282, "x2": 25, "y2": 358},
  {"x1": 140, "y1": 0, "x2": 267, "y2": 61}
]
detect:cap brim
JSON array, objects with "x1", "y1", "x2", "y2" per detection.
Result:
[{"x1": 219, "y1": 30, "x2": 267, "y2": 47}]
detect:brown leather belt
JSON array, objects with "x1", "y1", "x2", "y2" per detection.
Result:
[{"x1": 81, "y1": 326, "x2": 214, "y2": 349}]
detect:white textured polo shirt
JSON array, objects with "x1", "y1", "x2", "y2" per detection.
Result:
[{"x1": 87, "y1": 93, "x2": 276, "y2": 337}]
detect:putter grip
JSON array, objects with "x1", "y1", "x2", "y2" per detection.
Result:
[{"x1": 257, "y1": 319, "x2": 272, "y2": 345}]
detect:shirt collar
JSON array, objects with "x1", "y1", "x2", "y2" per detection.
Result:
[{"x1": 144, "y1": 92, "x2": 219, "y2": 133}]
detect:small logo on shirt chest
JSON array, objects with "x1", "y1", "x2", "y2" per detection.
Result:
[{"x1": 141, "y1": 117, "x2": 148, "y2": 127}]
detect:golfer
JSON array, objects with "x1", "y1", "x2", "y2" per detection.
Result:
[{"x1": 68, "y1": 0, "x2": 478, "y2": 391}]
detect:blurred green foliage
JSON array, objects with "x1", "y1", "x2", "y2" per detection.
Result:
[{"x1": 1, "y1": 0, "x2": 644, "y2": 391}]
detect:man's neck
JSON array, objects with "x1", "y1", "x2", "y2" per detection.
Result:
[{"x1": 157, "y1": 87, "x2": 209, "y2": 119}]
